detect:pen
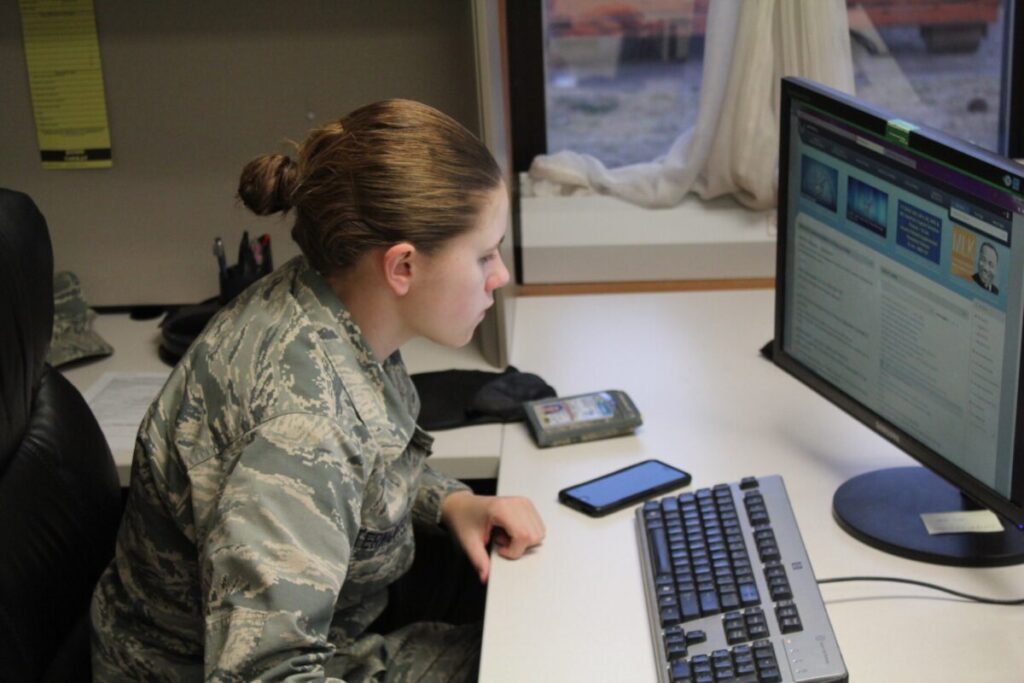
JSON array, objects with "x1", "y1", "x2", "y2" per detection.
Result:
[
  {"x1": 259, "y1": 234, "x2": 273, "y2": 273},
  {"x1": 251, "y1": 239, "x2": 263, "y2": 267},
  {"x1": 239, "y1": 231, "x2": 255, "y2": 276},
  {"x1": 213, "y1": 237, "x2": 227, "y2": 277}
]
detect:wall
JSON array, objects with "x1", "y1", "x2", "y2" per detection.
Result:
[
  {"x1": 519, "y1": 191, "x2": 776, "y2": 284},
  {"x1": 0, "y1": 1, "x2": 480, "y2": 305}
]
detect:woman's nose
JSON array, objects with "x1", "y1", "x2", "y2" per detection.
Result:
[{"x1": 487, "y1": 254, "x2": 510, "y2": 293}]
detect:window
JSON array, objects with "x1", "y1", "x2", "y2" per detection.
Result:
[
  {"x1": 848, "y1": 0, "x2": 1010, "y2": 153},
  {"x1": 543, "y1": 0, "x2": 706, "y2": 167},
  {"x1": 511, "y1": 0, "x2": 1023, "y2": 172}
]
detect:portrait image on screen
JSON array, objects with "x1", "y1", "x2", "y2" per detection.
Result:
[{"x1": 772, "y1": 77, "x2": 1024, "y2": 566}]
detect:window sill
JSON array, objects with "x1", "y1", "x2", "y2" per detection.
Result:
[{"x1": 518, "y1": 192, "x2": 777, "y2": 284}]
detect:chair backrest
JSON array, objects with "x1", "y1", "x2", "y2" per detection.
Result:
[{"x1": 0, "y1": 189, "x2": 122, "y2": 681}]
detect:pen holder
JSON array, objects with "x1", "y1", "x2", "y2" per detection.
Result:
[
  {"x1": 218, "y1": 232, "x2": 273, "y2": 305},
  {"x1": 218, "y1": 265, "x2": 265, "y2": 305}
]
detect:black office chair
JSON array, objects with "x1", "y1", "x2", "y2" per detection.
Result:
[{"x1": 0, "y1": 189, "x2": 123, "y2": 682}]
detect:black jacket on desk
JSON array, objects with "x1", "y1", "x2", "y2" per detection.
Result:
[{"x1": 411, "y1": 367, "x2": 556, "y2": 430}]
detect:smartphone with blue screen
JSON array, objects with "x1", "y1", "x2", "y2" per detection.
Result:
[{"x1": 558, "y1": 459, "x2": 691, "y2": 517}]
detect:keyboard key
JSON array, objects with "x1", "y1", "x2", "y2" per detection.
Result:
[
  {"x1": 691, "y1": 653, "x2": 710, "y2": 670},
  {"x1": 748, "y1": 511, "x2": 770, "y2": 527},
  {"x1": 685, "y1": 630, "x2": 707, "y2": 646},
  {"x1": 679, "y1": 591, "x2": 701, "y2": 621},
  {"x1": 775, "y1": 601, "x2": 798, "y2": 617},
  {"x1": 738, "y1": 582, "x2": 760, "y2": 606},
  {"x1": 660, "y1": 605, "x2": 682, "y2": 627},
  {"x1": 698, "y1": 590, "x2": 720, "y2": 615},
  {"x1": 669, "y1": 659, "x2": 691, "y2": 681},
  {"x1": 725, "y1": 628, "x2": 747, "y2": 645},
  {"x1": 648, "y1": 526, "x2": 672, "y2": 576},
  {"x1": 664, "y1": 624, "x2": 685, "y2": 638},
  {"x1": 666, "y1": 642, "x2": 689, "y2": 661},
  {"x1": 736, "y1": 662, "x2": 757, "y2": 677},
  {"x1": 779, "y1": 616, "x2": 802, "y2": 633},
  {"x1": 747, "y1": 624, "x2": 770, "y2": 640},
  {"x1": 732, "y1": 644, "x2": 752, "y2": 658},
  {"x1": 719, "y1": 590, "x2": 741, "y2": 611}
]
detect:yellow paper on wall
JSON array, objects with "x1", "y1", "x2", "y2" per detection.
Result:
[{"x1": 18, "y1": 0, "x2": 112, "y2": 169}]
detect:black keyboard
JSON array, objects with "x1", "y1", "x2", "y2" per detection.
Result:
[{"x1": 636, "y1": 475, "x2": 847, "y2": 683}]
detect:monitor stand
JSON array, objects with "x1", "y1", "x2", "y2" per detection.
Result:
[{"x1": 833, "y1": 466, "x2": 1024, "y2": 567}]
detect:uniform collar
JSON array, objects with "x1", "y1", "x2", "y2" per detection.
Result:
[{"x1": 288, "y1": 256, "x2": 418, "y2": 453}]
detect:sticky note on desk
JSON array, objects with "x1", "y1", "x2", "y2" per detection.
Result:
[{"x1": 921, "y1": 510, "x2": 1003, "y2": 535}]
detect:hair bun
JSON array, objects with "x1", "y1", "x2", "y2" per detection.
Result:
[{"x1": 237, "y1": 154, "x2": 297, "y2": 215}]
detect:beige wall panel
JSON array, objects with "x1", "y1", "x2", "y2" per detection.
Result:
[
  {"x1": 472, "y1": 0, "x2": 515, "y2": 368},
  {"x1": 0, "y1": 1, "x2": 479, "y2": 305}
]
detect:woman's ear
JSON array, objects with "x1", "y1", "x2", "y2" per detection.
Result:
[{"x1": 382, "y1": 242, "x2": 416, "y2": 296}]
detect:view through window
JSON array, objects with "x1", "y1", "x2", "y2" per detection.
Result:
[{"x1": 543, "y1": 0, "x2": 1009, "y2": 169}]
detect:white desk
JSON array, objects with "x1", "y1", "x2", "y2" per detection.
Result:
[
  {"x1": 480, "y1": 289, "x2": 1024, "y2": 683},
  {"x1": 60, "y1": 313, "x2": 504, "y2": 485}
]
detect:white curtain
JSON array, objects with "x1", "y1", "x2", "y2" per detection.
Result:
[{"x1": 527, "y1": 0, "x2": 856, "y2": 210}]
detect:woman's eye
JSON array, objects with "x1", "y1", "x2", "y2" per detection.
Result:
[{"x1": 480, "y1": 252, "x2": 496, "y2": 264}]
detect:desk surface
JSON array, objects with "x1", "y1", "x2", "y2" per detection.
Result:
[
  {"x1": 481, "y1": 289, "x2": 1024, "y2": 683},
  {"x1": 60, "y1": 313, "x2": 504, "y2": 484}
]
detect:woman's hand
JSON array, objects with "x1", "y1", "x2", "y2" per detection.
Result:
[{"x1": 440, "y1": 491, "x2": 545, "y2": 584}]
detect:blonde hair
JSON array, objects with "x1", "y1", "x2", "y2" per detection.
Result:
[{"x1": 237, "y1": 99, "x2": 501, "y2": 275}]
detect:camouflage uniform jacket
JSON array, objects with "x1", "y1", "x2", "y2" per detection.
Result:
[{"x1": 91, "y1": 256, "x2": 472, "y2": 681}]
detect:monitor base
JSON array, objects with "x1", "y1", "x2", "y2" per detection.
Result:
[{"x1": 833, "y1": 466, "x2": 1024, "y2": 567}]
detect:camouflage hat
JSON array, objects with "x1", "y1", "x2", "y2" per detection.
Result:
[{"x1": 47, "y1": 271, "x2": 114, "y2": 367}]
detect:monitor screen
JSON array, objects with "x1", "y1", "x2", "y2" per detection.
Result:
[{"x1": 772, "y1": 77, "x2": 1024, "y2": 563}]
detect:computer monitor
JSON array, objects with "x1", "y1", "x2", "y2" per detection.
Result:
[{"x1": 772, "y1": 76, "x2": 1024, "y2": 567}]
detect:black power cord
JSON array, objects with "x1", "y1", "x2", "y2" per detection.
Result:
[{"x1": 818, "y1": 576, "x2": 1024, "y2": 605}]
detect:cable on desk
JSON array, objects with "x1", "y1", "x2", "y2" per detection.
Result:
[{"x1": 818, "y1": 576, "x2": 1024, "y2": 605}]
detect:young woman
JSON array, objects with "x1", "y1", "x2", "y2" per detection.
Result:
[{"x1": 91, "y1": 100, "x2": 545, "y2": 682}]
